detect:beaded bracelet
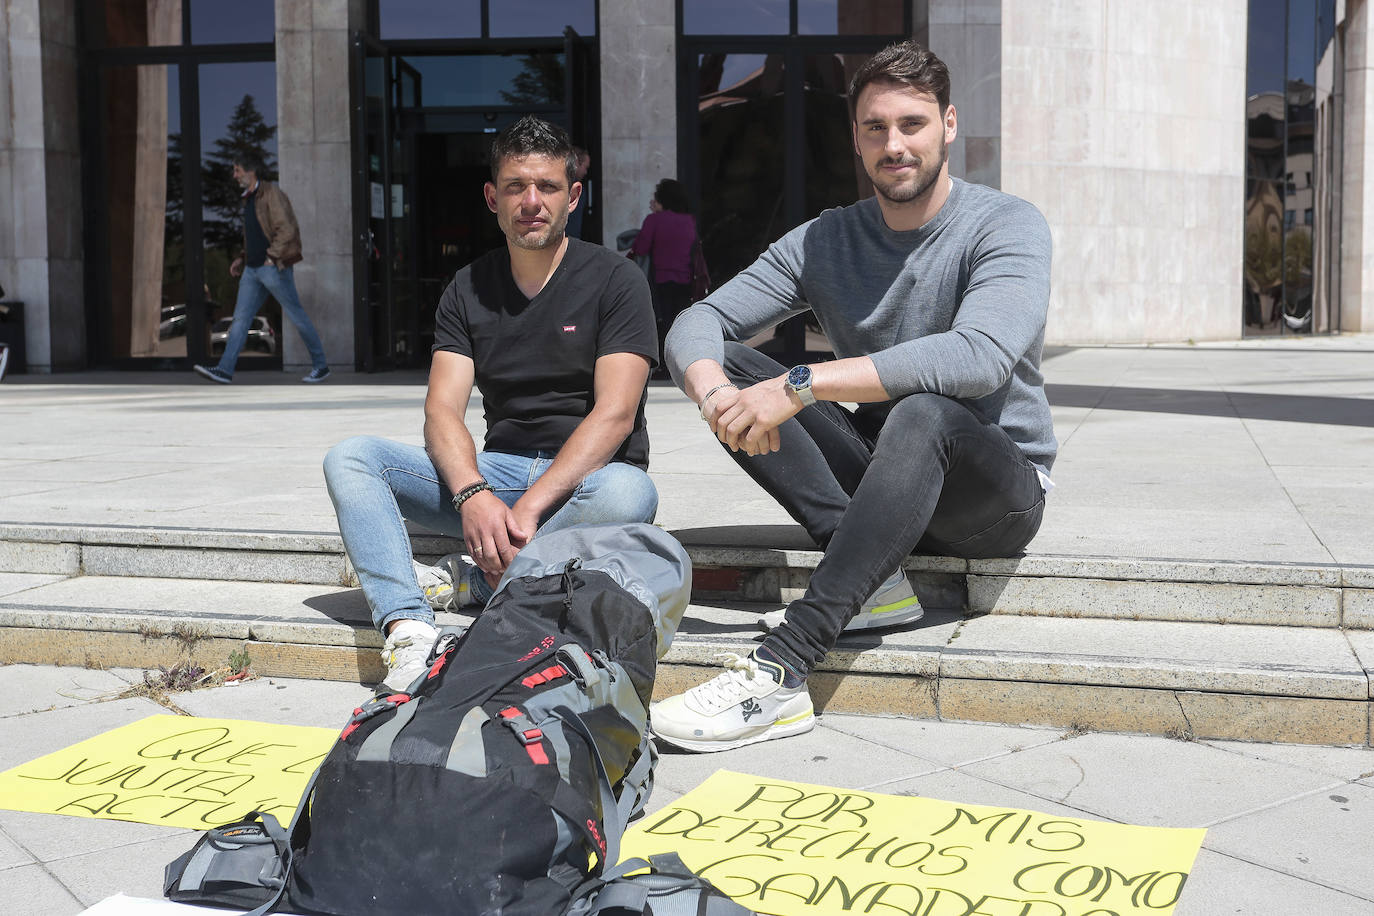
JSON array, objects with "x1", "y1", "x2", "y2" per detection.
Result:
[{"x1": 451, "y1": 480, "x2": 493, "y2": 512}]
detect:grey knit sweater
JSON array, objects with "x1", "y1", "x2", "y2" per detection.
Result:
[{"x1": 665, "y1": 178, "x2": 1057, "y2": 474}]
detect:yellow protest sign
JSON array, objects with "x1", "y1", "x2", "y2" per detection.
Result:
[
  {"x1": 0, "y1": 715, "x2": 337, "y2": 830},
  {"x1": 622, "y1": 771, "x2": 1205, "y2": 916}
]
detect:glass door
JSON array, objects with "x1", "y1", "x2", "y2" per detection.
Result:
[{"x1": 680, "y1": 44, "x2": 887, "y2": 363}]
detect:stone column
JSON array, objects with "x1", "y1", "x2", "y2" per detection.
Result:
[
  {"x1": 1343, "y1": 0, "x2": 1373, "y2": 331},
  {"x1": 598, "y1": 0, "x2": 676, "y2": 250},
  {"x1": 928, "y1": 0, "x2": 1001, "y2": 188},
  {"x1": 0, "y1": 0, "x2": 83, "y2": 372},
  {"x1": 1002, "y1": 0, "x2": 1248, "y2": 344},
  {"x1": 274, "y1": 0, "x2": 364, "y2": 371}
]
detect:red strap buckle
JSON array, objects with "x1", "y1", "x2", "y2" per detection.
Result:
[{"x1": 521, "y1": 664, "x2": 568, "y2": 688}]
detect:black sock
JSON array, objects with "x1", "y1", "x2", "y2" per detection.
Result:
[{"x1": 753, "y1": 645, "x2": 806, "y2": 688}]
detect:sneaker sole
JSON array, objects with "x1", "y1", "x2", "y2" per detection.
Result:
[
  {"x1": 841, "y1": 597, "x2": 925, "y2": 631},
  {"x1": 652, "y1": 709, "x2": 817, "y2": 753},
  {"x1": 757, "y1": 598, "x2": 924, "y2": 634}
]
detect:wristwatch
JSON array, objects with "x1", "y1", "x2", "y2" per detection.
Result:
[{"x1": 786, "y1": 365, "x2": 816, "y2": 407}]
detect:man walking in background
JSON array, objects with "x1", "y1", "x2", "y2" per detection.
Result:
[{"x1": 194, "y1": 153, "x2": 330, "y2": 384}]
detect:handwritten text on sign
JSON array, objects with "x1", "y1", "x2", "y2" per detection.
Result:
[
  {"x1": 0, "y1": 716, "x2": 337, "y2": 830},
  {"x1": 620, "y1": 771, "x2": 1205, "y2": 916}
]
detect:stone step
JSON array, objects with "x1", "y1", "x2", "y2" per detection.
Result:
[
  {"x1": 0, "y1": 573, "x2": 1370, "y2": 747},
  {"x1": 3, "y1": 523, "x2": 1372, "y2": 629}
]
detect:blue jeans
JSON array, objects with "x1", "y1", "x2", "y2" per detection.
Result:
[
  {"x1": 323, "y1": 436, "x2": 660, "y2": 632},
  {"x1": 216, "y1": 264, "x2": 327, "y2": 375}
]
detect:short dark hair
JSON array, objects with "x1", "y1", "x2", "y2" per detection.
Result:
[
  {"x1": 848, "y1": 41, "x2": 951, "y2": 117},
  {"x1": 233, "y1": 152, "x2": 267, "y2": 178},
  {"x1": 489, "y1": 116, "x2": 577, "y2": 186},
  {"x1": 653, "y1": 178, "x2": 690, "y2": 214}
]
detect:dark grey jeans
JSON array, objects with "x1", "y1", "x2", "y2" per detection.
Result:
[{"x1": 716, "y1": 343, "x2": 1047, "y2": 677}]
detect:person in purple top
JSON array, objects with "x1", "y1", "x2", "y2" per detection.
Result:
[{"x1": 629, "y1": 179, "x2": 698, "y2": 362}]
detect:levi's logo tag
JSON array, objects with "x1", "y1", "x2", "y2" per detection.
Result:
[{"x1": 562, "y1": 325, "x2": 577, "y2": 333}]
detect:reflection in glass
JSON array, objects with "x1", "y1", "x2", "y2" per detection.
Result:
[
  {"x1": 88, "y1": 0, "x2": 184, "y2": 48},
  {"x1": 401, "y1": 53, "x2": 566, "y2": 108},
  {"x1": 488, "y1": 0, "x2": 596, "y2": 37},
  {"x1": 798, "y1": 0, "x2": 905, "y2": 35},
  {"x1": 803, "y1": 52, "x2": 873, "y2": 218},
  {"x1": 380, "y1": 0, "x2": 481, "y2": 39},
  {"x1": 684, "y1": 0, "x2": 788, "y2": 35},
  {"x1": 696, "y1": 53, "x2": 786, "y2": 291},
  {"x1": 1311, "y1": 0, "x2": 1339, "y2": 333},
  {"x1": 199, "y1": 61, "x2": 279, "y2": 358},
  {"x1": 1243, "y1": 0, "x2": 1337, "y2": 336},
  {"x1": 189, "y1": 0, "x2": 274, "y2": 44},
  {"x1": 103, "y1": 64, "x2": 183, "y2": 358}
]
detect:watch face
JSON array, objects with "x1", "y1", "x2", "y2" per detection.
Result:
[{"x1": 787, "y1": 365, "x2": 812, "y2": 389}]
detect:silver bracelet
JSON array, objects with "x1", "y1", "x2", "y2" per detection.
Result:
[{"x1": 699, "y1": 382, "x2": 738, "y2": 419}]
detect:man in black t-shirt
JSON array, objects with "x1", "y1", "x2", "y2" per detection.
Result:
[{"x1": 324, "y1": 117, "x2": 658, "y2": 691}]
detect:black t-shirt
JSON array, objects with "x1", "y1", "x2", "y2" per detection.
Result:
[{"x1": 433, "y1": 239, "x2": 658, "y2": 469}]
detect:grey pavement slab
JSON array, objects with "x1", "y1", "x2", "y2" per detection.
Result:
[
  {"x1": 1178, "y1": 848, "x2": 1374, "y2": 916},
  {"x1": 0, "y1": 669, "x2": 1368, "y2": 912},
  {"x1": 0, "y1": 665, "x2": 135, "y2": 717},
  {"x1": 653, "y1": 720, "x2": 947, "y2": 797},
  {"x1": 170, "y1": 676, "x2": 373, "y2": 728},
  {"x1": 0, "y1": 697, "x2": 172, "y2": 772},
  {"x1": 0, "y1": 575, "x2": 366, "y2": 627},
  {"x1": 1203, "y1": 738, "x2": 1374, "y2": 782},
  {"x1": 46, "y1": 832, "x2": 202, "y2": 910},
  {"x1": 0, "y1": 343, "x2": 1371, "y2": 570},
  {"x1": 820, "y1": 713, "x2": 1064, "y2": 768},
  {"x1": 0, "y1": 572, "x2": 66, "y2": 597},
  {"x1": 1202, "y1": 782, "x2": 1374, "y2": 900},
  {"x1": 0, "y1": 823, "x2": 36, "y2": 868},
  {"x1": 958, "y1": 731, "x2": 1342, "y2": 828},
  {"x1": 0, "y1": 862, "x2": 87, "y2": 916}
]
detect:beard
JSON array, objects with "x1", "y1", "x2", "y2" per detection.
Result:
[
  {"x1": 506, "y1": 206, "x2": 570, "y2": 251},
  {"x1": 870, "y1": 140, "x2": 948, "y2": 205}
]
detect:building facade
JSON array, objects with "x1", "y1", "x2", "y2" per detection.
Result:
[{"x1": 0, "y1": 0, "x2": 1367, "y2": 374}]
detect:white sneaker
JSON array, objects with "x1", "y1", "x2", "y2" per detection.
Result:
[
  {"x1": 650, "y1": 652, "x2": 815, "y2": 752},
  {"x1": 758, "y1": 568, "x2": 922, "y2": 634},
  {"x1": 414, "y1": 554, "x2": 482, "y2": 611},
  {"x1": 379, "y1": 620, "x2": 438, "y2": 693}
]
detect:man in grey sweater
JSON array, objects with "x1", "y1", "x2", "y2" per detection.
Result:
[{"x1": 652, "y1": 41, "x2": 1057, "y2": 752}]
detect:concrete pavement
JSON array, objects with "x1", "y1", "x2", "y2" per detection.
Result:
[
  {"x1": 1, "y1": 663, "x2": 1372, "y2": 914},
  {"x1": 1, "y1": 339, "x2": 1374, "y2": 911}
]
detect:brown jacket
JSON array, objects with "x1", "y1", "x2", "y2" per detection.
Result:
[{"x1": 249, "y1": 181, "x2": 303, "y2": 267}]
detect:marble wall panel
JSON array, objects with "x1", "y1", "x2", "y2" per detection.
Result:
[
  {"x1": 311, "y1": 30, "x2": 350, "y2": 145},
  {"x1": 1004, "y1": 0, "x2": 1248, "y2": 343},
  {"x1": 0, "y1": 150, "x2": 13, "y2": 263},
  {"x1": 11, "y1": 147, "x2": 46, "y2": 260},
  {"x1": 0, "y1": 26, "x2": 12, "y2": 150},
  {"x1": 313, "y1": 0, "x2": 349, "y2": 25},
  {"x1": 15, "y1": 256, "x2": 49, "y2": 370},
  {"x1": 8, "y1": 37, "x2": 44, "y2": 150},
  {"x1": 311, "y1": 141, "x2": 353, "y2": 257},
  {"x1": 5, "y1": 0, "x2": 39, "y2": 39},
  {"x1": 600, "y1": 0, "x2": 676, "y2": 247},
  {"x1": 275, "y1": 30, "x2": 314, "y2": 144},
  {"x1": 278, "y1": 0, "x2": 312, "y2": 31}
]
